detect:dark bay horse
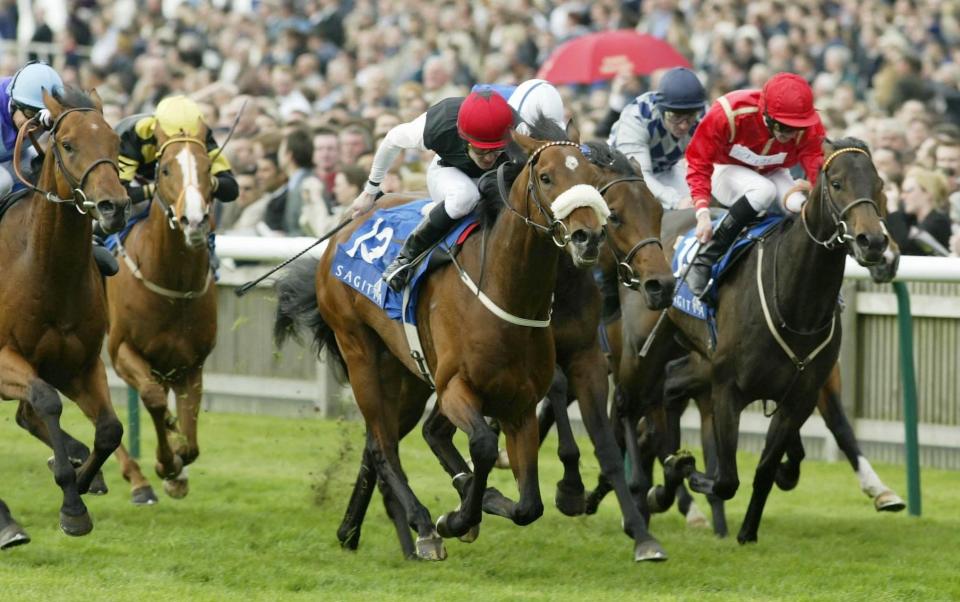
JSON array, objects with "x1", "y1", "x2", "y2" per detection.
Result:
[
  {"x1": 419, "y1": 140, "x2": 675, "y2": 561},
  {"x1": 276, "y1": 130, "x2": 610, "y2": 560},
  {"x1": 0, "y1": 88, "x2": 130, "y2": 546},
  {"x1": 610, "y1": 138, "x2": 890, "y2": 544},
  {"x1": 107, "y1": 124, "x2": 217, "y2": 504}
]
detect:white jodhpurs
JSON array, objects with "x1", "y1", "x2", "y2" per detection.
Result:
[
  {"x1": 426, "y1": 155, "x2": 482, "y2": 220},
  {"x1": 648, "y1": 161, "x2": 690, "y2": 210},
  {"x1": 0, "y1": 162, "x2": 15, "y2": 198},
  {"x1": 711, "y1": 165, "x2": 797, "y2": 215}
]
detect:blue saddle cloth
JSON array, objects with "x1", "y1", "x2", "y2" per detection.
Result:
[
  {"x1": 331, "y1": 199, "x2": 477, "y2": 325},
  {"x1": 671, "y1": 214, "x2": 786, "y2": 322}
]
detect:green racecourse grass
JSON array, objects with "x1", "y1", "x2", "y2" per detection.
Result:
[{"x1": 0, "y1": 406, "x2": 957, "y2": 602}]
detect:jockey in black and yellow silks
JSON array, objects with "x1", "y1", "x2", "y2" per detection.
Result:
[{"x1": 115, "y1": 95, "x2": 238, "y2": 209}]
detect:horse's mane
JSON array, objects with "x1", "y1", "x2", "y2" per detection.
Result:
[
  {"x1": 580, "y1": 140, "x2": 636, "y2": 177},
  {"x1": 476, "y1": 114, "x2": 572, "y2": 229},
  {"x1": 53, "y1": 86, "x2": 97, "y2": 111}
]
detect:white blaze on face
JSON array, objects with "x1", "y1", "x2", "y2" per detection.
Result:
[
  {"x1": 176, "y1": 146, "x2": 206, "y2": 226},
  {"x1": 565, "y1": 155, "x2": 579, "y2": 171}
]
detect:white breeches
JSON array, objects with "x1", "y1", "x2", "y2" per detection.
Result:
[
  {"x1": 649, "y1": 161, "x2": 690, "y2": 210},
  {"x1": 712, "y1": 165, "x2": 797, "y2": 214},
  {"x1": 0, "y1": 163, "x2": 13, "y2": 198},
  {"x1": 426, "y1": 155, "x2": 481, "y2": 220}
]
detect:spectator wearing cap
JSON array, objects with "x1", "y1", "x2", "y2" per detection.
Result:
[
  {"x1": 349, "y1": 90, "x2": 515, "y2": 292},
  {"x1": 683, "y1": 72, "x2": 827, "y2": 297}
]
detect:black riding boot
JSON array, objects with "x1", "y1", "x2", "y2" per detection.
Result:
[
  {"x1": 684, "y1": 196, "x2": 758, "y2": 297},
  {"x1": 596, "y1": 267, "x2": 621, "y2": 323},
  {"x1": 383, "y1": 201, "x2": 456, "y2": 292},
  {"x1": 91, "y1": 221, "x2": 119, "y2": 277}
]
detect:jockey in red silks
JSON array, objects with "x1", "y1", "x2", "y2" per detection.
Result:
[{"x1": 684, "y1": 72, "x2": 826, "y2": 297}]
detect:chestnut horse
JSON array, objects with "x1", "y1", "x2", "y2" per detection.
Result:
[
  {"x1": 0, "y1": 88, "x2": 130, "y2": 546},
  {"x1": 276, "y1": 129, "x2": 613, "y2": 560},
  {"x1": 106, "y1": 125, "x2": 217, "y2": 504},
  {"x1": 609, "y1": 138, "x2": 891, "y2": 544}
]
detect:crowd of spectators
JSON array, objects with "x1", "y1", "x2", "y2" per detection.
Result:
[{"x1": 2, "y1": 0, "x2": 960, "y2": 256}]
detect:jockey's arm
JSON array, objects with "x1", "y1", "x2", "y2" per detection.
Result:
[
  {"x1": 684, "y1": 107, "x2": 729, "y2": 215},
  {"x1": 615, "y1": 111, "x2": 683, "y2": 210},
  {"x1": 366, "y1": 112, "x2": 428, "y2": 191}
]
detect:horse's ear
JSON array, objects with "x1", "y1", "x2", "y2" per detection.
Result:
[
  {"x1": 822, "y1": 138, "x2": 835, "y2": 157},
  {"x1": 511, "y1": 129, "x2": 540, "y2": 156},
  {"x1": 88, "y1": 88, "x2": 103, "y2": 113},
  {"x1": 42, "y1": 88, "x2": 64, "y2": 118},
  {"x1": 565, "y1": 118, "x2": 580, "y2": 144},
  {"x1": 627, "y1": 156, "x2": 643, "y2": 176}
]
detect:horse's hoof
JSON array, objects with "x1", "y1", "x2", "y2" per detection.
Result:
[
  {"x1": 685, "y1": 501, "x2": 709, "y2": 529},
  {"x1": 634, "y1": 538, "x2": 668, "y2": 562},
  {"x1": 494, "y1": 448, "x2": 511, "y2": 470},
  {"x1": 774, "y1": 463, "x2": 800, "y2": 491},
  {"x1": 131, "y1": 485, "x2": 158, "y2": 506},
  {"x1": 415, "y1": 533, "x2": 447, "y2": 561},
  {"x1": 59, "y1": 510, "x2": 93, "y2": 537},
  {"x1": 155, "y1": 456, "x2": 184, "y2": 481},
  {"x1": 163, "y1": 477, "x2": 189, "y2": 499},
  {"x1": 555, "y1": 481, "x2": 586, "y2": 517},
  {"x1": 458, "y1": 524, "x2": 480, "y2": 544},
  {"x1": 687, "y1": 471, "x2": 715, "y2": 496},
  {"x1": 0, "y1": 523, "x2": 30, "y2": 550},
  {"x1": 87, "y1": 471, "x2": 109, "y2": 495},
  {"x1": 874, "y1": 490, "x2": 906, "y2": 512},
  {"x1": 584, "y1": 491, "x2": 602, "y2": 515},
  {"x1": 646, "y1": 486, "x2": 668, "y2": 514},
  {"x1": 480, "y1": 487, "x2": 515, "y2": 519},
  {"x1": 736, "y1": 529, "x2": 758, "y2": 545},
  {"x1": 664, "y1": 451, "x2": 696, "y2": 480}
]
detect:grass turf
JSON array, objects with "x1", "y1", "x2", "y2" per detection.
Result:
[{"x1": 0, "y1": 405, "x2": 956, "y2": 601}]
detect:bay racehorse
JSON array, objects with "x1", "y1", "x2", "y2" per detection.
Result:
[
  {"x1": 419, "y1": 139, "x2": 675, "y2": 561},
  {"x1": 610, "y1": 138, "x2": 891, "y2": 544},
  {"x1": 276, "y1": 128, "x2": 613, "y2": 560},
  {"x1": 0, "y1": 88, "x2": 130, "y2": 546},
  {"x1": 106, "y1": 123, "x2": 217, "y2": 504}
]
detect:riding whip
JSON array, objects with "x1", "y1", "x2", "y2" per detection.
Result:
[
  {"x1": 208, "y1": 98, "x2": 248, "y2": 166},
  {"x1": 233, "y1": 216, "x2": 354, "y2": 297},
  {"x1": 638, "y1": 240, "x2": 700, "y2": 358}
]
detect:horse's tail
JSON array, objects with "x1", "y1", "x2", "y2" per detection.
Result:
[{"x1": 273, "y1": 257, "x2": 348, "y2": 382}]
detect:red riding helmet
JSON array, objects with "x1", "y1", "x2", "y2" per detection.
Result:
[
  {"x1": 457, "y1": 91, "x2": 514, "y2": 150},
  {"x1": 760, "y1": 72, "x2": 819, "y2": 128}
]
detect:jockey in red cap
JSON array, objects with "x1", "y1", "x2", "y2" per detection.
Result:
[
  {"x1": 350, "y1": 89, "x2": 515, "y2": 292},
  {"x1": 683, "y1": 72, "x2": 826, "y2": 297}
]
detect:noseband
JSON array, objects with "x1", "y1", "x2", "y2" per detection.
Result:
[
  {"x1": 496, "y1": 140, "x2": 584, "y2": 247},
  {"x1": 597, "y1": 175, "x2": 663, "y2": 289},
  {"x1": 154, "y1": 136, "x2": 211, "y2": 231},
  {"x1": 13, "y1": 108, "x2": 120, "y2": 219},
  {"x1": 801, "y1": 147, "x2": 886, "y2": 250}
]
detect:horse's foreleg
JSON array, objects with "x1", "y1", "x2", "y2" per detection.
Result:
[
  {"x1": 697, "y1": 397, "x2": 728, "y2": 537},
  {"x1": 737, "y1": 401, "x2": 815, "y2": 544},
  {"x1": 161, "y1": 369, "x2": 204, "y2": 499},
  {"x1": 569, "y1": 349, "x2": 667, "y2": 561},
  {"x1": 501, "y1": 408, "x2": 544, "y2": 528},
  {"x1": 817, "y1": 365, "x2": 905, "y2": 511},
  {"x1": 0, "y1": 348, "x2": 90, "y2": 536},
  {"x1": 422, "y1": 404, "x2": 472, "y2": 480},
  {"x1": 546, "y1": 367, "x2": 585, "y2": 517},
  {"x1": 774, "y1": 431, "x2": 805, "y2": 491},
  {"x1": 113, "y1": 342, "x2": 173, "y2": 500},
  {"x1": 64, "y1": 359, "x2": 124, "y2": 497},
  {"x1": 710, "y1": 384, "x2": 742, "y2": 501},
  {"x1": 435, "y1": 375, "x2": 501, "y2": 540}
]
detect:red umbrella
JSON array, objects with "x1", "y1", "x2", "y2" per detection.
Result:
[{"x1": 537, "y1": 30, "x2": 691, "y2": 84}]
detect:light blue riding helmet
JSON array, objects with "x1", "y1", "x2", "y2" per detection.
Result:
[{"x1": 6, "y1": 62, "x2": 64, "y2": 110}]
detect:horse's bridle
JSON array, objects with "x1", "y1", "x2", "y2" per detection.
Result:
[
  {"x1": 13, "y1": 108, "x2": 120, "y2": 220},
  {"x1": 597, "y1": 175, "x2": 663, "y2": 289},
  {"x1": 496, "y1": 140, "x2": 583, "y2": 247},
  {"x1": 153, "y1": 135, "x2": 211, "y2": 231},
  {"x1": 801, "y1": 147, "x2": 886, "y2": 251}
]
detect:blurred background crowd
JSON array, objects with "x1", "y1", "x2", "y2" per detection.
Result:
[{"x1": 2, "y1": 0, "x2": 960, "y2": 256}]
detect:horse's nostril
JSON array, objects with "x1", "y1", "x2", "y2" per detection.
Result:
[
  {"x1": 571, "y1": 229, "x2": 589, "y2": 244},
  {"x1": 856, "y1": 234, "x2": 870, "y2": 249},
  {"x1": 643, "y1": 279, "x2": 663, "y2": 295}
]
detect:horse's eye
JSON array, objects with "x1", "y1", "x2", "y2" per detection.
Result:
[
  {"x1": 608, "y1": 211, "x2": 622, "y2": 226},
  {"x1": 831, "y1": 180, "x2": 842, "y2": 190},
  {"x1": 539, "y1": 173, "x2": 551, "y2": 185},
  {"x1": 61, "y1": 141, "x2": 73, "y2": 153},
  {"x1": 161, "y1": 166, "x2": 170, "y2": 177}
]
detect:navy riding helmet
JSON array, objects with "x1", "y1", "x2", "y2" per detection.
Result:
[{"x1": 657, "y1": 68, "x2": 706, "y2": 111}]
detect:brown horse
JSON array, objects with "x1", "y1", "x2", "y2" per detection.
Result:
[
  {"x1": 610, "y1": 138, "x2": 890, "y2": 544},
  {"x1": 0, "y1": 88, "x2": 130, "y2": 546},
  {"x1": 276, "y1": 129, "x2": 611, "y2": 560},
  {"x1": 106, "y1": 124, "x2": 217, "y2": 504}
]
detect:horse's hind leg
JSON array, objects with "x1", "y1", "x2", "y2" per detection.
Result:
[
  {"x1": 0, "y1": 349, "x2": 91, "y2": 536},
  {"x1": 817, "y1": 364, "x2": 905, "y2": 512},
  {"x1": 697, "y1": 397, "x2": 728, "y2": 537},
  {"x1": 546, "y1": 367, "x2": 586, "y2": 517},
  {"x1": 775, "y1": 431, "x2": 805, "y2": 491},
  {"x1": 337, "y1": 441, "x2": 377, "y2": 551},
  {"x1": 377, "y1": 474, "x2": 417, "y2": 559},
  {"x1": 15, "y1": 402, "x2": 109, "y2": 495},
  {"x1": 0, "y1": 498, "x2": 30, "y2": 549},
  {"x1": 567, "y1": 348, "x2": 667, "y2": 561},
  {"x1": 64, "y1": 359, "x2": 124, "y2": 498}
]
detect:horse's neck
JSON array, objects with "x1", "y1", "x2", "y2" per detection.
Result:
[
  {"x1": 144, "y1": 200, "x2": 210, "y2": 288},
  {"x1": 28, "y1": 155, "x2": 94, "y2": 283},
  {"x1": 480, "y1": 206, "x2": 560, "y2": 321},
  {"x1": 773, "y1": 194, "x2": 846, "y2": 329}
]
